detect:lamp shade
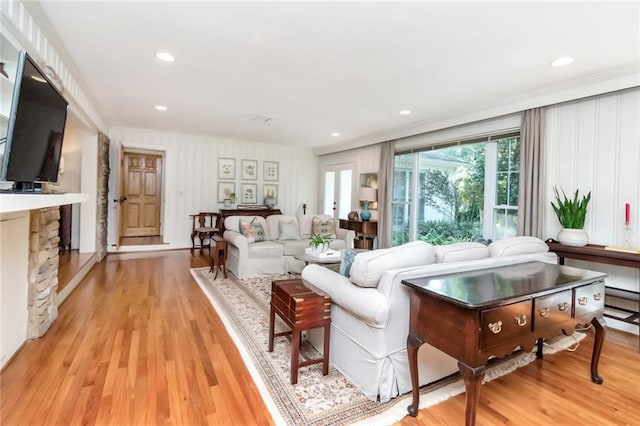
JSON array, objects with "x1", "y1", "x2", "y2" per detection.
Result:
[{"x1": 359, "y1": 187, "x2": 377, "y2": 202}]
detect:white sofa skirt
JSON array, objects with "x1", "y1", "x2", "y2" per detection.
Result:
[{"x1": 308, "y1": 302, "x2": 458, "y2": 402}]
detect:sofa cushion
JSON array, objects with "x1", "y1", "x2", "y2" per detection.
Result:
[
  {"x1": 435, "y1": 242, "x2": 489, "y2": 263},
  {"x1": 488, "y1": 236, "x2": 548, "y2": 257},
  {"x1": 311, "y1": 216, "x2": 337, "y2": 238},
  {"x1": 349, "y1": 241, "x2": 436, "y2": 288},
  {"x1": 279, "y1": 219, "x2": 301, "y2": 240},
  {"x1": 278, "y1": 239, "x2": 309, "y2": 256},
  {"x1": 247, "y1": 240, "x2": 285, "y2": 258},
  {"x1": 239, "y1": 217, "x2": 265, "y2": 243},
  {"x1": 339, "y1": 249, "x2": 358, "y2": 277}
]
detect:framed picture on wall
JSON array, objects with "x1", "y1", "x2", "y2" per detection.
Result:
[
  {"x1": 241, "y1": 159, "x2": 258, "y2": 180},
  {"x1": 263, "y1": 184, "x2": 278, "y2": 201},
  {"x1": 263, "y1": 161, "x2": 279, "y2": 181},
  {"x1": 217, "y1": 182, "x2": 236, "y2": 203},
  {"x1": 241, "y1": 183, "x2": 258, "y2": 204},
  {"x1": 218, "y1": 157, "x2": 236, "y2": 180}
]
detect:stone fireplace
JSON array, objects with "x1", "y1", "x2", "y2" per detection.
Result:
[{"x1": 27, "y1": 207, "x2": 60, "y2": 338}]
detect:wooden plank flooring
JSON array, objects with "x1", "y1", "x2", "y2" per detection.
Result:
[{"x1": 1, "y1": 249, "x2": 638, "y2": 425}]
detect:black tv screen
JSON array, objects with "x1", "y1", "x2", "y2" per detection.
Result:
[{"x1": 1, "y1": 50, "x2": 68, "y2": 189}]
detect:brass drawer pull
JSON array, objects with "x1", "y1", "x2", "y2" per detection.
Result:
[
  {"x1": 558, "y1": 302, "x2": 569, "y2": 312},
  {"x1": 539, "y1": 307, "x2": 550, "y2": 317},
  {"x1": 578, "y1": 297, "x2": 588, "y2": 305},
  {"x1": 514, "y1": 314, "x2": 527, "y2": 326},
  {"x1": 488, "y1": 321, "x2": 502, "y2": 334},
  {"x1": 594, "y1": 293, "x2": 602, "y2": 301}
]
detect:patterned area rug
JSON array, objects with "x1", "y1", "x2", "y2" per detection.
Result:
[{"x1": 190, "y1": 267, "x2": 585, "y2": 426}]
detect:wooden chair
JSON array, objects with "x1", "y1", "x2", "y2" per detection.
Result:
[{"x1": 190, "y1": 212, "x2": 219, "y2": 253}]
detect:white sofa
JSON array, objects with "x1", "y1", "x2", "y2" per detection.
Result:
[
  {"x1": 301, "y1": 236, "x2": 557, "y2": 402},
  {"x1": 223, "y1": 214, "x2": 355, "y2": 279}
]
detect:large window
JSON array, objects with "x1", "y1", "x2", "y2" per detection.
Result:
[{"x1": 391, "y1": 134, "x2": 520, "y2": 246}]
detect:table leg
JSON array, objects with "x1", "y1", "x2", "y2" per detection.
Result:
[
  {"x1": 536, "y1": 337, "x2": 544, "y2": 359},
  {"x1": 590, "y1": 316, "x2": 606, "y2": 384},
  {"x1": 213, "y1": 251, "x2": 219, "y2": 280},
  {"x1": 322, "y1": 322, "x2": 330, "y2": 376},
  {"x1": 291, "y1": 328, "x2": 300, "y2": 385},
  {"x1": 458, "y1": 361, "x2": 486, "y2": 426},
  {"x1": 406, "y1": 334, "x2": 422, "y2": 417},
  {"x1": 267, "y1": 305, "x2": 275, "y2": 352}
]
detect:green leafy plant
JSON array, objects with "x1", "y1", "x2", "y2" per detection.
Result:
[
  {"x1": 551, "y1": 187, "x2": 591, "y2": 229},
  {"x1": 309, "y1": 233, "x2": 332, "y2": 250},
  {"x1": 229, "y1": 193, "x2": 236, "y2": 203}
]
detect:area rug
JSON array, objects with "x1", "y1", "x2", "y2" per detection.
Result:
[{"x1": 190, "y1": 267, "x2": 585, "y2": 426}]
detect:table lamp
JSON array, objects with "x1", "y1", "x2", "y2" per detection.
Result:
[{"x1": 359, "y1": 187, "x2": 377, "y2": 221}]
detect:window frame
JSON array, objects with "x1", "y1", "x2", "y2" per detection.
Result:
[{"x1": 393, "y1": 132, "x2": 520, "y2": 244}]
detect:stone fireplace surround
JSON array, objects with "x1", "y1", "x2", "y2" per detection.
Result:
[{"x1": 28, "y1": 207, "x2": 60, "y2": 338}]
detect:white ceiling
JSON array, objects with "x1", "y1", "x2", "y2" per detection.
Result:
[{"x1": 37, "y1": 1, "x2": 640, "y2": 150}]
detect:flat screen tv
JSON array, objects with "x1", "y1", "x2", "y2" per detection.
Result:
[{"x1": 0, "y1": 50, "x2": 68, "y2": 192}]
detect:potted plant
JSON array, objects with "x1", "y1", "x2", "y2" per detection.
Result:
[
  {"x1": 309, "y1": 233, "x2": 332, "y2": 253},
  {"x1": 551, "y1": 186, "x2": 591, "y2": 246},
  {"x1": 229, "y1": 192, "x2": 236, "y2": 204}
]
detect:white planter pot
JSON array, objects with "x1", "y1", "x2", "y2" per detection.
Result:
[
  {"x1": 557, "y1": 228, "x2": 589, "y2": 247},
  {"x1": 309, "y1": 244, "x2": 329, "y2": 254}
]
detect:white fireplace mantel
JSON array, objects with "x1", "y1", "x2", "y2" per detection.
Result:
[
  {"x1": 0, "y1": 191, "x2": 90, "y2": 369},
  {"x1": 0, "y1": 193, "x2": 90, "y2": 214}
]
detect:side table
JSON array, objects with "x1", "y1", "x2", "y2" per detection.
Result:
[
  {"x1": 339, "y1": 219, "x2": 377, "y2": 249},
  {"x1": 209, "y1": 235, "x2": 227, "y2": 279},
  {"x1": 268, "y1": 278, "x2": 331, "y2": 384}
]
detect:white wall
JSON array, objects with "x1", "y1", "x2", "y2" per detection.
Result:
[
  {"x1": 79, "y1": 132, "x2": 98, "y2": 253},
  {"x1": 107, "y1": 127, "x2": 318, "y2": 249},
  {"x1": 544, "y1": 87, "x2": 640, "y2": 334},
  {"x1": 0, "y1": 211, "x2": 29, "y2": 369}
]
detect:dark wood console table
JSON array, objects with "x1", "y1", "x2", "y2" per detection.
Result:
[
  {"x1": 339, "y1": 219, "x2": 377, "y2": 249},
  {"x1": 216, "y1": 208, "x2": 282, "y2": 234},
  {"x1": 547, "y1": 241, "x2": 639, "y2": 350},
  {"x1": 402, "y1": 262, "x2": 607, "y2": 425}
]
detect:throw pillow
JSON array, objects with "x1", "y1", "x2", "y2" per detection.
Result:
[
  {"x1": 311, "y1": 216, "x2": 337, "y2": 238},
  {"x1": 279, "y1": 219, "x2": 301, "y2": 240},
  {"x1": 339, "y1": 249, "x2": 357, "y2": 278},
  {"x1": 239, "y1": 218, "x2": 265, "y2": 243}
]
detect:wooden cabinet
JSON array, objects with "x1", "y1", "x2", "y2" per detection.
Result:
[
  {"x1": 403, "y1": 262, "x2": 608, "y2": 424},
  {"x1": 216, "y1": 208, "x2": 282, "y2": 234},
  {"x1": 339, "y1": 219, "x2": 377, "y2": 249},
  {"x1": 59, "y1": 204, "x2": 72, "y2": 251}
]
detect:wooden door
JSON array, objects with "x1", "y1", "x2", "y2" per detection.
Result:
[{"x1": 121, "y1": 152, "x2": 162, "y2": 237}]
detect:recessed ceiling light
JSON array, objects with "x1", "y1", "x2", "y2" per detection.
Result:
[
  {"x1": 331, "y1": 132, "x2": 340, "y2": 137},
  {"x1": 155, "y1": 52, "x2": 175, "y2": 62},
  {"x1": 154, "y1": 105, "x2": 168, "y2": 111},
  {"x1": 399, "y1": 110, "x2": 412, "y2": 115},
  {"x1": 550, "y1": 56, "x2": 573, "y2": 67}
]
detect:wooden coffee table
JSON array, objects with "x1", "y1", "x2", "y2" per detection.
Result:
[
  {"x1": 268, "y1": 278, "x2": 331, "y2": 384},
  {"x1": 402, "y1": 262, "x2": 607, "y2": 425}
]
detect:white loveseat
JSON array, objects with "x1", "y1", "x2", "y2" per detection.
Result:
[
  {"x1": 223, "y1": 214, "x2": 355, "y2": 279},
  {"x1": 301, "y1": 236, "x2": 557, "y2": 402}
]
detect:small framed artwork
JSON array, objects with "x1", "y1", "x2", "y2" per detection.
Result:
[
  {"x1": 218, "y1": 157, "x2": 236, "y2": 180},
  {"x1": 241, "y1": 159, "x2": 258, "y2": 180},
  {"x1": 241, "y1": 183, "x2": 258, "y2": 204},
  {"x1": 263, "y1": 184, "x2": 278, "y2": 201},
  {"x1": 263, "y1": 161, "x2": 279, "y2": 181},
  {"x1": 217, "y1": 182, "x2": 236, "y2": 203}
]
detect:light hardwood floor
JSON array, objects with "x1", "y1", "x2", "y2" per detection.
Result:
[{"x1": 1, "y1": 249, "x2": 638, "y2": 425}]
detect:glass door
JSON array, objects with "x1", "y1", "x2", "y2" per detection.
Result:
[{"x1": 321, "y1": 163, "x2": 354, "y2": 220}]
